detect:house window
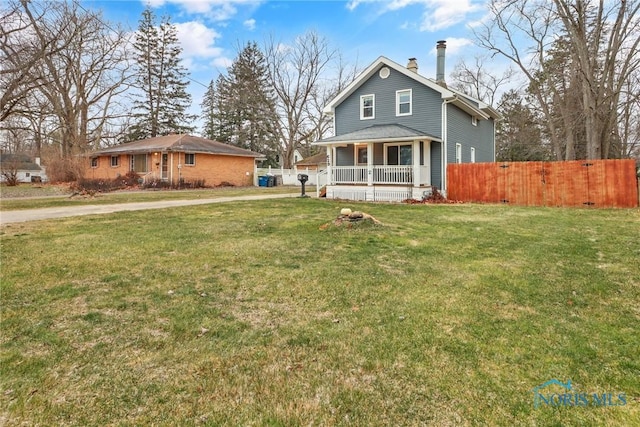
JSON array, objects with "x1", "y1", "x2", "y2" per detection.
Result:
[
  {"x1": 471, "y1": 116, "x2": 478, "y2": 126},
  {"x1": 455, "y1": 143, "x2": 462, "y2": 164},
  {"x1": 356, "y1": 146, "x2": 367, "y2": 165},
  {"x1": 111, "y1": 155, "x2": 119, "y2": 167},
  {"x1": 386, "y1": 144, "x2": 412, "y2": 165},
  {"x1": 470, "y1": 147, "x2": 476, "y2": 163},
  {"x1": 91, "y1": 157, "x2": 98, "y2": 168},
  {"x1": 184, "y1": 153, "x2": 195, "y2": 166},
  {"x1": 130, "y1": 154, "x2": 148, "y2": 173},
  {"x1": 360, "y1": 94, "x2": 375, "y2": 120},
  {"x1": 396, "y1": 89, "x2": 412, "y2": 116}
]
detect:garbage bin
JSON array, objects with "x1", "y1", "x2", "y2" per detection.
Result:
[
  {"x1": 258, "y1": 176, "x2": 268, "y2": 187},
  {"x1": 267, "y1": 176, "x2": 275, "y2": 187}
]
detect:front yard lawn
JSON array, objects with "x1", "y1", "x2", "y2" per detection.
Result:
[{"x1": 1, "y1": 200, "x2": 638, "y2": 426}]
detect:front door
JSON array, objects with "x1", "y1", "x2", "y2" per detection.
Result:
[{"x1": 161, "y1": 153, "x2": 168, "y2": 180}]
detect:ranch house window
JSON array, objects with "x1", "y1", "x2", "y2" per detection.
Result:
[
  {"x1": 91, "y1": 157, "x2": 98, "y2": 168},
  {"x1": 396, "y1": 89, "x2": 412, "y2": 116},
  {"x1": 130, "y1": 154, "x2": 148, "y2": 173},
  {"x1": 111, "y1": 155, "x2": 119, "y2": 167},
  {"x1": 184, "y1": 153, "x2": 196, "y2": 166},
  {"x1": 360, "y1": 94, "x2": 375, "y2": 120}
]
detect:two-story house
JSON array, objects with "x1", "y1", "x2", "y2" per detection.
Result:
[{"x1": 314, "y1": 40, "x2": 500, "y2": 202}]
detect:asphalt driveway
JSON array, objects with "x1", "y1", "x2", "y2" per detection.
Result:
[{"x1": 0, "y1": 193, "x2": 300, "y2": 225}]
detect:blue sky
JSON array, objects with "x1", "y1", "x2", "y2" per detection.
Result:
[{"x1": 83, "y1": 0, "x2": 497, "y2": 116}]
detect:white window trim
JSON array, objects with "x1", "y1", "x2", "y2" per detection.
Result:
[
  {"x1": 355, "y1": 145, "x2": 367, "y2": 165},
  {"x1": 360, "y1": 94, "x2": 375, "y2": 120},
  {"x1": 470, "y1": 147, "x2": 476, "y2": 163},
  {"x1": 396, "y1": 89, "x2": 412, "y2": 117},
  {"x1": 384, "y1": 142, "x2": 413, "y2": 166},
  {"x1": 455, "y1": 143, "x2": 462, "y2": 164},
  {"x1": 184, "y1": 153, "x2": 196, "y2": 166},
  {"x1": 471, "y1": 116, "x2": 478, "y2": 126}
]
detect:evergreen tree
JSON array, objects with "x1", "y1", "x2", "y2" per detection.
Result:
[
  {"x1": 129, "y1": 6, "x2": 194, "y2": 140},
  {"x1": 496, "y1": 90, "x2": 551, "y2": 162},
  {"x1": 216, "y1": 42, "x2": 279, "y2": 163},
  {"x1": 200, "y1": 79, "x2": 218, "y2": 140}
]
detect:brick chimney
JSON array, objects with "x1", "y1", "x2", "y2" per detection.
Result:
[
  {"x1": 407, "y1": 57, "x2": 418, "y2": 73},
  {"x1": 436, "y1": 40, "x2": 447, "y2": 88}
]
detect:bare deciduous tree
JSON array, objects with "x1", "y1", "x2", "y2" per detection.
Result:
[
  {"x1": 475, "y1": 0, "x2": 640, "y2": 160},
  {"x1": 264, "y1": 31, "x2": 356, "y2": 167},
  {"x1": 0, "y1": 0, "x2": 64, "y2": 122},
  {"x1": 3, "y1": 0, "x2": 133, "y2": 178},
  {"x1": 449, "y1": 55, "x2": 516, "y2": 105}
]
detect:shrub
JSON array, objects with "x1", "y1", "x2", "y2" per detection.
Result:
[{"x1": 72, "y1": 171, "x2": 141, "y2": 194}]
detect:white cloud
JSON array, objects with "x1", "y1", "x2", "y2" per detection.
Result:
[
  {"x1": 243, "y1": 18, "x2": 256, "y2": 30},
  {"x1": 430, "y1": 37, "x2": 474, "y2": 56},
  {"x1": 211, "y1": 56, "x2": 233, "y2": 69},
  {"x1": 419, "y1": 0, "x2": 482, "y2": 32},
  {"x1": 347, "y1": 0, "x2": 484, "y2": 32},
  {"x1": 145, "y1": 0, "x2": 262, "y2": 22},
  {"x1": 174, "y1": 21, "x2": 223, "y2": 59}
]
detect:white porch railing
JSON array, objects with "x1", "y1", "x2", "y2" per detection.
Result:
[
  {"x1": 332, "y1": 165, "x2": 413, "y2": 185},
  {"x1": 333, "y1": 166, "x2": 368, "y2": 184}
]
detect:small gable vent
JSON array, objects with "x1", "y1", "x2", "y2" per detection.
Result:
[{"x1": 379, "y1": 67, "x2": 390, "y2": 79}]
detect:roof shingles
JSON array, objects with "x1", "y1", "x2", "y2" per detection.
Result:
[{"x1": 92, "y1": 134, "x2": 264, "y2": 158}]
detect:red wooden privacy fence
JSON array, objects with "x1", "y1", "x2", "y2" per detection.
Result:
[{"x1": 447, "y1": 159, "x2": 639, "y2": 208}]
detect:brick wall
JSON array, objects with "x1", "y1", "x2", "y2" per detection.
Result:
[{"x1": 84, "y1": 153, "x2": 256, "y2": 187}]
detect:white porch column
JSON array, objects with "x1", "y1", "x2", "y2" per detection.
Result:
[
  {"x1": 326, "y1": 146, "x2": 332, "y2": 185},
  {"x1": 423, "y1": 141, "x2": 431, "y2": 185},
  {"x1": 412, "y1": 140, "x2": 420, "y2": 188},
  {"x1": 367, "y1": 142, "x2": 373, "y2": 186}
]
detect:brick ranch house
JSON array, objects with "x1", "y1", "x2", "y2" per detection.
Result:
[{"x1": 86, "y1": 134, "x2": 265, "y2": 187}]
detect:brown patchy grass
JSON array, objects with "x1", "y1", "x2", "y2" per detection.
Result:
[{"x1": 1, "y1": 200, "x2": 639, "y2": 426}]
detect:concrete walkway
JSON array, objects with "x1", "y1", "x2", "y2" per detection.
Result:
[{"x1": 0, "y1": 193, "x2": 301, "y2": 225}]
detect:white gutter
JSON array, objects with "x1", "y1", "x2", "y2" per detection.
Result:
[{"x1": 441, "y1": 96, "x2": 456, "y2": 195}]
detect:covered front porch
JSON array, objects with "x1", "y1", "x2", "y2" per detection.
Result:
[{"x1": 315, "y1": 124, "x2": 441, "y2": 202}]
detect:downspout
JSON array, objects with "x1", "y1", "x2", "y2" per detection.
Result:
[{"x1": 441, "y1": 96, "x2": 456, "y2": 195}]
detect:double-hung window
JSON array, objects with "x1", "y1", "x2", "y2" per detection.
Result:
[
  {"x1": 184, "y1": 153, "x2": 195, "y2": 166},
  {"x1": 455, "y1": 144, "x2": 462, "y2": 164},
  {"x1": 111, "y1": 155, "x2": 119, "y2": 167},
  {"x1": 360, "y1": 94, "x2": 375, "y2": 120},
  {"x1": 90, "y1": 157, "x2": 98, "y2": 168},
  {"x1": 396, "y1": 89, "x2": 412, "y2": 116}
]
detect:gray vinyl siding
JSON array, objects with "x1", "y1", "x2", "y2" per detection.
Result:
[
  {"x1": 446, "y1": 104, "x2": 494, "y2": 164},
  {"x1": 335, "y1": 146, "x2": 353, "y2": 166},
  {"x1": 430, "y1": 141, "x2": 442, "y2": 190},
  {"x1": 335, "y1": 66, "x2": 442, "y2": 137}
]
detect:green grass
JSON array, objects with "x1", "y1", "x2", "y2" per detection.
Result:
[
  {"x1": 1, "y1": 200, "x2": 639, "y2": 426},
  {"x1": 0, "y1": 185, "x2": 298, "y2": 210}
]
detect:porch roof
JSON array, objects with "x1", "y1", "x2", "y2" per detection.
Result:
[
  {"x1": 313, "y1": 124, "x2": 441, "y2": 146},
  {"x1": 91, "y1": 134, "x2": 265, "y2": 159}
]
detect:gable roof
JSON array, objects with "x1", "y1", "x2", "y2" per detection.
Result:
[
  {"x1": 295, "y1": 151, "x2": 327, "y2": 166},
  {"x1": 91, "y1": 134, "x2": 265, "y2": 158},
  {"x1": 315, "y1": 124, "x2": 440, "y2": 146},
  {"x1": 323, "y1": 56, "x2": 500, "y2": 121},
  {"x1": 0, "y1": 153, "x2": 43, "y2": 171}
]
